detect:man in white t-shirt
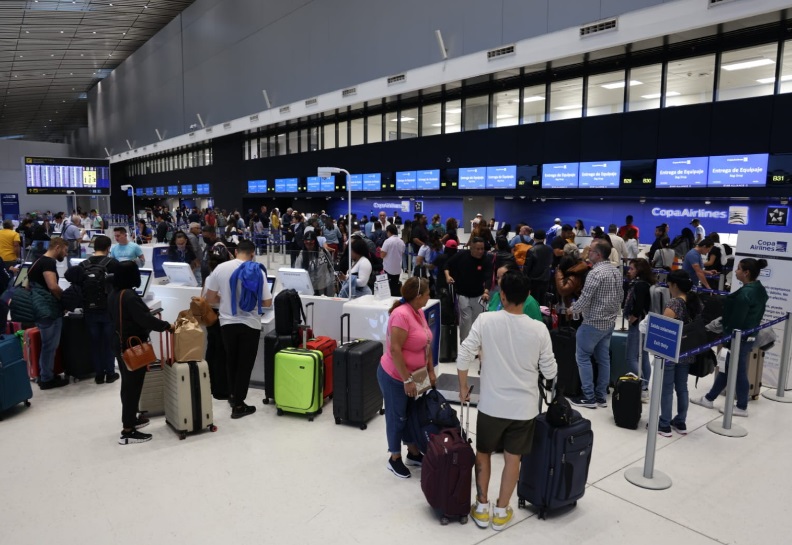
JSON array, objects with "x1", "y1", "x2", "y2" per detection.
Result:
[
  {"x1": 380, "y1": 224, "x2": 405, "y2": 296},
  {"x1": 458, "y1": 271, "x2": 558, "y2": 532},
  {"x1": 204, "y1": 240, "x2": 272, "y2": 419},
  {"x1": 690, "y1": 218, "x2": 706, "y2": 244}
]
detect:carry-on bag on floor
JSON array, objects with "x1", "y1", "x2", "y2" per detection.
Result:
[
  {"x1": 163, "y1": 358, "x2": 217, "y2": 440},
  {"x1": 439, "y1": 325, "x2": 458, "y2": 363},
  {"x1": 551, "y1": 326, "x2": 581, "y2": 397},
  {"x1": 333, "y1": 313, "x2": 384, "y2": 430},
  {"x1": 274, "y1": 327, "x2": 323, "y2": 421},
  {"x1": 421, "y1": 387, "x2": 475, "y2": 525},
  {"x1": 60, "y1": 313, "x2": 95, "y2": 381},
  {"x1": 407, "y1": 388, "x2": 460, "y2": 455},
  {"x1": 609, "y1": 330, "x2": 631, "y2": 386},
  {"x1": 303, "y1": 335, "x2": 337, "y2": 399},
  {"x1": 0, "y1": 333, "x2": 23, "y2": 364},
  {"x1": 139, "y1": 362, "x2": 165, "y2": 415},
  {"x1": 0, "y1": 335, "x2": 32, "y2": 418},
  {"x1": 23, "y1": 327, "x2": 64, "y2": 382},
  {"x1": 518, "y1": 381, "x2": 593, "y2": 519},
  {"x1": 262, "y1": 330, "x2": 301, "y2": 405},
  {"x1": 719, "y1": 348, "x2": 765, "y2": 400},
  {"x1": 611, "y1": 373, "x2": 642, "y2": 429}
]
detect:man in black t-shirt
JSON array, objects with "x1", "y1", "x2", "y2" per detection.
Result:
[
  {"x1": 28, "y1": 237, "x2": 69, "y2": 390},
  {"x1": 445, "y1": 237, "x2": 491, "y2": 342},
  {"x1": 523, "y1": 230, "x2": 554, "y2": 306},
  {"x1": 411, "y1": 214, "x2": 429, "y2": 255}
]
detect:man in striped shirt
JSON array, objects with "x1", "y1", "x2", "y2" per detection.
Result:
[{"x1": 567, "y1": 239, "x2": 623, "y2": 409}]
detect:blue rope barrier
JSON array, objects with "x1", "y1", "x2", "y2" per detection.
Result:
[{"x1": 676, "y1": 314, "x2": 789, "y2": 360}]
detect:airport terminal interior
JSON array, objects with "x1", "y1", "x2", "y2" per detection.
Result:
[{"x1": 2, "y1": 1, "x2": 792, "y2": 544}]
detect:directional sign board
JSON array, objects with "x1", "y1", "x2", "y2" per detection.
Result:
[{"x1": 643, "y1": 312, "x2": 683, "y2": 363}]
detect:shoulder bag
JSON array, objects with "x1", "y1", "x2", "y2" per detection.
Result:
[{"x1": 118, "y1": 290, "x2": 157, "y2": 372}]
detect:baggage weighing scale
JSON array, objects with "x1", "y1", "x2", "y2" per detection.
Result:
[{"x1": 435, "y1": 373, "x2": 480, "y2": 406}]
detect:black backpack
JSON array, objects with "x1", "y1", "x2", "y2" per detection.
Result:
[
  {"x1": 80, "y1": 257, "x2": 113, "y2": 311},
  {"x1": 274, "y1": 289, "x2": 307, "y2": 336}
]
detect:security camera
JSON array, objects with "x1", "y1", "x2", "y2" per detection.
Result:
[
  {"x1": 446, "y1": 157, "x2": 451, "y2": 163},
  {"x1": 540, "y1": 197, "x2": 546, "y2": 202}
]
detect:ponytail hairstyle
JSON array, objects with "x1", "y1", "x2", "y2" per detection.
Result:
[
  {"x1": 667, "y1": 269, "x2": 702, "y2": 319},
  {"x1": 739, "y1": 258, "x2": 768, "y2": 282},
  {"x1": 389, "y1": 276, "x2": 430, "y2": 314}
]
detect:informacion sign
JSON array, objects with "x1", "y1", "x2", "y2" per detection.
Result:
[{"x1": 644, "y1": 312, "x2": 683, "y2": 363}]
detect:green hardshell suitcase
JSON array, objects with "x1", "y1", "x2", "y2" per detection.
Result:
[{"x1": 274, "y1": 347, "x2": 323, "y2": 421}]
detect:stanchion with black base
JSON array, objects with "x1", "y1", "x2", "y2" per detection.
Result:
[
  {"x1": 707, "y1": 329, "x2": 748, "y2": 438},
  {"x1": 625, "y1": 356, "x2": 672, "y2": 490},
  {"x1": 763, "y1": 313, "x2": 792, "y2": 403}
]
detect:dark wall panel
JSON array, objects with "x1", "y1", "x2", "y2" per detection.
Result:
[
  {"x1": 580, "y1": 114, "x2": 622, "y2": 161},
  {"x1": 656, "y1": 103, "x2": 712, "y2": 158},
  {"x1": 709, "y1": 97, "x2": 773, "y2": 155},
  {"x1": 620, "y1": 109, "x2": 660, "y2": 160},
  {"x1": 543, "y1": 118, "x2": 581, "y2": 162}
]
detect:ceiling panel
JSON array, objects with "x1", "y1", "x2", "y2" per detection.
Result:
[{"x1": 0, "y1": 0, "x2": 196, "y2": 142}]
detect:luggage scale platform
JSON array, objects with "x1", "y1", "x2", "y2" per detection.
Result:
[{"x1": 435, "y1": 374, "x2": 480, "y2": 406}]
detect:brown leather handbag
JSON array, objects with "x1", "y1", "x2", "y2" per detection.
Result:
[
  {"x1": 118, "y1": 290, "x2": 157, "y2": 372},
  {"x1": 190, "y1": 296, "x2": 218, "y2": 327}
]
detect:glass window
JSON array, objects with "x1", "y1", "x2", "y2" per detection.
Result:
[
  {"x1": 308, "y1": 127, "x2": 319, "y2": 151},
  {"x1": 400, "y1": 107, "x2": 418, "y2": 139},
  {"x1": 719, "y1": 43, "x2": 778, "y2": 101},
  {"x1": 367, "y1": 114, "x2": 382, "y2": 143},
  {"x1": 666, "y1": 54, "x2": 715, "y2": 107},
  {"x1": 275, "y1": 133, "x2": 287, "y2": 156},
  {"x1": 521, "y1": 84, "x2": 546, "y2": 124},
  {"x1": 422, "y1": 103, "x2": 442, "y2": 136},
  {"x1": 781, "y1": 40, "x2": 792, "y2": 94},
  {"x1": 492, "y1": 90, "x2": 519, "y2": 127},
  {"x1": 549, "y1": 77, "x2": 583, "y2": 121},
  {"x1": 463, "y1": 95, "x2": 489, "y2": 131},
  {"x1": 587, "y1": 70, "x2": 627, "y2": 116},
  {"x1": 322, "y1": 123, "x2": 335, "y2": 149},
  {"x1": 385, "y1": 112, "x2": 398, "y2": 141},
  {"x1": 338, "y1": 121, "x2": 348, "y2": 148},
  {"x1": 300, "y1": 129, "x2": 309, "y2": 153},
  {"x1": 287, "y1": 131, "x2": 299, "y2": 154},
  {"x1": 196, "y1": 150, "x2": 205, "y2": 167},
  {"x1": 628, "y1": 63, "x2": 662, "y2": 111},
  {"x1": 445, "y1": 99, "x2": 461, "y2": 134},
  {"x1": 350, "y1": 118, "x2": 364, "y2": 146}
]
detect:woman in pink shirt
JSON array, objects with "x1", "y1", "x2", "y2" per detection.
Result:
[{"x1": 377, "y1": 277, "x2": 435, "y2": 479}]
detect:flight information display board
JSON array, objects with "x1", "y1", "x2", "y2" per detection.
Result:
[
  {"x1": 348, "y1": 174, "x2": 363, "y2": 192},
  {"x1": 275, "y1": 178, "x2": 298, "y2": 193},
  {"x1": 656, "y1": 157, "x2": 708, "y2": 188},
  {"x1": 181, "y1": 184, "x2": 194, "y2": 195},
  {"x1": 167, "y1": 185, "x2": 179, "y2": 195},
  {"x1": 485, "y1": 165, "x2": 517, "y2": 190},
  {"x1": 417, "y1": 169, "x2": 440, "y2": 191},
  {"x1": 363, "y1": 173, "x2": 381, "y2": 191},
  {"x1": 248, "y1": 180, "x2": 267, "y2": 193},
  {"x1": 707, "y1": 153, "x2": 768, "y2": 188},
  {"x1": 24, "y1": 156, "x2": 111, "y2": 195},
  {"x1": 578, "y1": 161, "x2": 620, "y2": 189},
  {"x1": 541, "y1": 163, "x2": 579, "y2": 189},
  {"x1": 459, "y1": 167, "x2": 486, "y2": 190},
  {"x1": 196, "y1": 183, "x2": 210, "y2": 195},
  {"x1": 396, "y1": 171, "x2": 417, "y2": 191}
]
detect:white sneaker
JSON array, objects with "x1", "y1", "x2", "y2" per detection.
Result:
[
  {"x1": 691, "y1": 395, "x2": 714, "y2": 409},
  {"x1": 470, "y1": 501, "x2": 490, "y2": 529},
  {"x1": 719, "y1": 405, "x2": 748, "y2": 417},
  {"x1": 641, "y1": 390, "x2": 649, "y2": 403}
]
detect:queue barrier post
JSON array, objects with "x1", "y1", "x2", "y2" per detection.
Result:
[
  {"x1": 707, "y1": 329, "x2": 748, "y2": 437},
  {"x1": 625, "y1": 356, "x2": 672, "y2": 490},
  {"x1": 762, "y1": 313, "x2": 792, "y2": 403}
]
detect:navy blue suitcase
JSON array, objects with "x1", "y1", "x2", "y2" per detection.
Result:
[{"x1": 1, "y1": 334, "x2": 33, "y2": 417}]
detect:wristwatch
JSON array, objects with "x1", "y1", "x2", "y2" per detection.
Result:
[{"x1": 403, "y1": 376, "x2": 414, "y2": 384}]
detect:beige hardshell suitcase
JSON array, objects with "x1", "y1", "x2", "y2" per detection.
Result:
[
  {"x1": 163, "y1": 359, "x2": 216, "y2": 439},
  {"x1": 138, "y1": 362, "x2": 165, "y2": 415}
]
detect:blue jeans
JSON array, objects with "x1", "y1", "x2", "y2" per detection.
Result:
[
  {"x1": 377, "y1": 364, "x2": 415, "y2": 454},
  {"x1": 36, "y1": 317, "x2": 63, "y2": 383},
  {"x1": 338, "y1": 276, "x2": 372, "y2": 299},
  {"x1": 660, "y1": 361, "x2": 690, "y2": 428},
  {"x1": 576, "y1": 323, "x2": 613, "y2": 401},
  {"x1": 84, "y1": 311, "x2": 116, "y2": 376},
  {"x1": 626, "y1": 322, "x2": 651, "y2": 390},
  {"x1": 705, "y1": 339, "x2": 754, "y2": 410}
]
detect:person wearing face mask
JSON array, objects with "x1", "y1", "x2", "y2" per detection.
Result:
[
  {"x1": 168, "y1": 231, "x2": 199, "y2": 274},
  {"x1": 27, "y1": 237, "x2": 70, "y2": 390}
]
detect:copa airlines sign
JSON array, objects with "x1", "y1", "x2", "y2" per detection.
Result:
[
  {"x1": 651, "y1": 207, "x2": 727, "y2": 219},
  {"x1": 373, "y1": 202, "x2": 403, "y2": 209}
]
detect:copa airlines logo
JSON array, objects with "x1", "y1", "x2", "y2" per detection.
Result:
[
  {"x1": 750, "y1": 240, "x2": 788, "y2": 253},
  {"x1": 650, "y1": 207, "x2": 728, "y2": 219},
  {"x1": 373, "y1": 202, "x2": 402, "y2": 209}
]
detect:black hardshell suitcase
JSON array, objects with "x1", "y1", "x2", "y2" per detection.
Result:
[
  {"x1": 262, "y1": 329, "x2": 299, "y2": 405},
  {"x1": 60, "y1": 313, "x2": 95, "y2": 380},
  {"x1": 611, "y1": 373, "x2": 642, "y2": 429},
  {"x1": 518, "y1": 381, "x2": 593, "y2": 519},
  {"x1": 332, "y1": 313, "x2": 384, "y2": 430}
]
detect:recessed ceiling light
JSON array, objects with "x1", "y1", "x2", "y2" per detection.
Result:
[
  {"x1": 600, "y1": 80, "x2": 643, "y2": 90},
  {"x1": 93, "y1": 31, "x2": 96, "y2": 34},
  {"x1": 554, "y1": 104, "x2": 581, "y2": 111},
  {"x1": 756, "y1": 75, "x2": 792, "y2": 84},
  {"x1": 61, "y1": 30, "x2": 64, "y2": 33},
  {"x1": 722, "y1": 58, "x2": 774, "y2": 71},
  {"x1": 640, "y1": 91, "x2": 681, "y2": 99},
  {"x1": 389, "y1": 117, "x2": 415, "y2": 122},
  {"x1": 430, "y1": 123, "x2": 442, "y2": 127},
  {"x1": 446, "y1": 108, "x2": 462, "y2": 114},
  {"x1": 523, "y1": 96, "x2": 545, "y2": 103},
  {"x1": 25, "y1": 30, "x2": 29, "y2": 34},
  {"x1": 496, "y1": 114, "x2": 514, "y2": 119}
]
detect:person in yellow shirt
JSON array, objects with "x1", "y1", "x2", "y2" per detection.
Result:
[{"x1": 0, "y1": 220, "x2": 21, "y2": 268}]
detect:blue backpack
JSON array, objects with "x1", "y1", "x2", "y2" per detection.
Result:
[{"x1": 230, "y1": 261, "x2": 268, "y2": 315}]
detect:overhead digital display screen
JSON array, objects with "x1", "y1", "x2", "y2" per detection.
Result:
[
  {"x1": 541, "y1": 163, "x2": 579, "y2": 189},
  {"x1": 348, "y1": 174, "x2": 363, "y2": 192},
  {"x1": 135, "y1": 188, "x2": 143, "y2": 196},
  {"x1": 363, "y1": 173, "x2": 381, "y2": 191},
  {"x1": 167, "y1": 185, "x2": 179, "y2": 195},
  {"x1": 275, "y1": 178, "x2": 298, "y2": 193},
  {"x1": 656, "y1": 157, "x2": 708, "y2": 188},
  {"x1": 320, "y1": 176, "x2": 335, "y2": 192},
  {"x1": 707, "y1": 153, "x2": 768, "y2": 188},
  {"x1": 417, "y1": 169, "x2": 440, "y2": 191},
  {"x1": 458, "y1": 167, "x2": 486, "y2": 190},
  {"x1": 306, "y1": 176, "x2": 322, "y2": 192},
  {"x1": 145, "y1": 187, "x2": 154, "y2": 196},
  {"x1": 620, "y1": 159, "x2": 656, "y2": 189},
  {"x1": 768, "y1": 154, "x2": 792, "y2": 185},
  {"x1": 578, "y1": 161, "x2": 620, "y2": 189},
  {"x1": 396, "y1": 171, "x2": 417, "y2": 191},
  {"x1": 485, "y1": 165, "x2": 517, "y2": 190},
  {"x1": 24, "y1": 156, "x2": 111, "y2": 195},
  {"x1": 196, "y1": 183, "x2": 210, "y2": 195},
  {"x1": 516, "y1": 165, "x2": 540, "y2": 189},
  {"x1": 248, "y1": 180, "x2": 267, "y2": 193},
  {"x1": 155, "y1": 186, "x2": 164, "y2": 196},
  {"x1": 181, "y1": 184, "x2": 193, "y2": 195}
]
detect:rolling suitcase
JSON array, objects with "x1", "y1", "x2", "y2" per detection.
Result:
[
  {"x1": 747, "y1": 348, "x2": 764, "y2": 400},
  {"x1": 439, "y1": 325, "x2": 457, "y2": 363},
  {"x1": 262, "y1": 329, "x2": 304, "y2": 405},
  {"x1": 274, "y1": 341, "x2": 324, "y2": 421},
  {"x1": 23, "y1": 327, "x2": 64, "y2": 382},
  {"x1": 611, "y1": 373, "x2": 642, "y2": 429},
  {"x1": 609, "y1": 330, "x2": 631, "y2": 386},
  {"x1": 333, "y1": 313, "x2": 384, "y2": 429},
  {"x1": 60, "y1": 314, "x2": 95, "y2": 381},
  {"x1": 164, "y1": 359, "x2": 216, "y2": 440},
  {"x1": 551, "y1": 326, "x2": 581, "y2": 397},
  {"x1": 421, "y1": 392, "x2": 475, "y2": 525},
  {"x1": 518, "y1": 382, "x2": 593, "y2": 519},
  {"x1": 303, "y1": 336, "x2": 337, "y2": 399},
  {"x1": 139, "y1": 362, "x2": 165, "y2": 415},
  {"x1": 0, "y1": 335, "x2": 33, "y2": 418}
]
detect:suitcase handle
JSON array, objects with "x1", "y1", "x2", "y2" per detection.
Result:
[
  {"x1": 460, "y1": 385, "x2": 473, "y2": 440},
  {"x1": 340, "y1": 313, "x2": 350, "y2": 344},
  {"x1": 305, "y1": 302, "x2": 315, "y2": 330},
  {"x1": 538, "y1": 376, "x2": 558, "y2": 413}
]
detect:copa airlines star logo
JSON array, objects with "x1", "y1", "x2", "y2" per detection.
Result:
[{"x1": 766, "y1": 207, "x2": 789, "y2": 227}]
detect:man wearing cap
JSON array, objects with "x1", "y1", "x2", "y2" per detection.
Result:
[
  {"x1": 690, "y1": 218, "x2": 706, "y2": 244},
  {"x1": 380, "y1": 224, "x2": 405, "y2": 296},
  {"x1": 546, "y1": 218, "x2": 562, "y2": 245},
  {"x1": 523, "y1": 229, "x2": 554, "y2": 306}
]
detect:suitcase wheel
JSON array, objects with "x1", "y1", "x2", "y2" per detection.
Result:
[
  {"x1": 208, "y1": 424, "x2": 218, "y2": 432},
  {"x1": 308, "y1": 416, "x2": 314, "y2": 422},
  {"x1": 277, "y1": 408, "x2": 284, "y2": 416},
  {"x1": 179, "y1": 431, "x2": 187, "y2": 440},
  {"x1": 317, "y1": 408, "x2": 322, "y2": 415},
  {"x1": 459, "y1": 516, "x2": 468, "y2": 525},
  {"x1": 518, "y1": 498, "x2": 526, "y2": 509},
  {"x1": 440, "y1": 516, "x2": 449, "y2": 526},
  {"x1": 262, "y1": 398, "x2": 270, "y2": 405},
  {"x1": 379, "y1": 408, "x2": 385, "y2": 415},
  {"x1": 335, "y1": 417, "x2": 341, "y2": 425},
  {"x1": 359, "y1": 424, "x2": 367, "y2": 431},
  {"x1": 24, "y1": 400, "x2": 31, "y2": 407}
]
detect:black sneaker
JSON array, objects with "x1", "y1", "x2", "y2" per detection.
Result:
[
  {"x1": 39, "y1": 376, "x2": 69, "y2": 390},
  {"x1": 95, "y1": 374, "x2": 106, "y2": 384},
  {"x1": 387, "y1": 457, "x2": 411, "y2": 479},
  {"x1": 105, "y1": 372, "x2": 120, "y2": 384},
  {"x1": 568, "y1": 395, "x2": 596, "y2": 409},
  {"x1": 406, "y1": 452, "x2": 423, "y2": 467},
  {"x1": 118, "y1": 429, "x2": 152, "y2": 445},
  {"x1": 670, "y1": 420, "x2": 687, "y2": 435},
  {"x1": 657, "y1": 425, "x2": 672, "y2": 438},
  {"x1": 135, "y1": 416, "x2": 150, "y2": 430},
  {"x1": 596, "y1": 398, "x2": 608, "y2": 408},
  {"x1": 231, "y1": 403, "x2": 256, "y2": 419}
]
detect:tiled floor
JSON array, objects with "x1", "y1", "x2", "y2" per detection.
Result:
[{"x1": 2, "y1": 358, "x2": 790, "y2": 545}]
